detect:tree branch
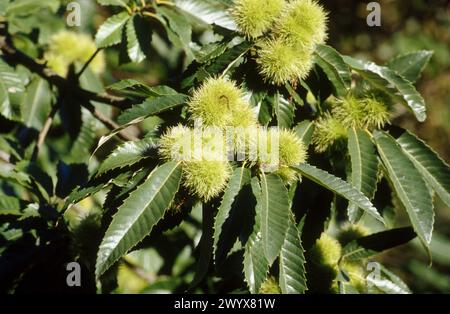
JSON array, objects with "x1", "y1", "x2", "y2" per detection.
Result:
[
  {"x1": 0, "y1": 21, "x2": 139, "y2": 145},
  {"x1": 0, "y1": 22, "x2": 131, "y2": 110}
]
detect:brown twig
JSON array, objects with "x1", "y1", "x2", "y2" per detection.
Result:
[
  {"x1": 31, "y1": 102, "x2": 59, "y2": 161},
  {"x1": 82, "y1": 103, "x2": 138, "y2": 142}
]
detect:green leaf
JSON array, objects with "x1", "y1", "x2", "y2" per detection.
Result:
[
  {"x1": 108, "y1": 80, "x2": 176, "y2": 98},
  {"x1": 244, "y1": 233, "x2": 268, "y2": 294},
  {"x1": 243, "y1": 177, "x2": 269, "y2": 293},
  {"x1": 157, "y1": 6, "x2": 192, "y2": 48},
  {"x1": 386, "y1": 50, "x2": 433, "y2": 83},
  {"x1": 189, "y1": 202, "x2": 214, "y2": 290},
  {"x1": 205, "y1": 40, "x2": 250, "y2": 74},
  {"x1": 67, "y1": 110, "x2": 97, "y2": 163},
  {"x1": 396, "y1": 130, "x2": 450, "y2": 208},
  {"x1": 95, "y1": 12, "x2": 130, "y2": 48},
  {"x1": 96, "y1": 161, "x2": 181, "y2": 276},
  {"x1": 117, "y1": 93, "x2": 187, "y2": 125},
  {"x1": 173, "y1": 0, "x2": 236, "y2": 31},
  {"x1": 374, "y1": 131, "x2": 434, "y2": 245},
  {"x1": 213, "y1": 167, "x2": 251, "y2": 265},
  {"x1": 20, "y1": 77, "x2": 52, "y2": 130},
  {"x1": 279, "y1": 218, "x2": 307, "y2": 294},
  {"x1": 338, "y1": 280, "x2": 360, "y2": 294},
  {"x1": 285, "y1": 82, "x2": 304, "y2": 107},
  {"x1": 274, "y1": 92, "x2": 294, "y2": 128},
  {"x1": 97, "y1": 0, "x2": 129, "y2": 7},
  {"x1": 182, "y1": 40, "x2": 251, "y2": 88},
  {"x1": 65, "y1": 178, "x2": 108, "y2": 207},
  {"x1": 109, "y1": 168, "x2": 152, "y2": 203},
  {"x1": 0, "y1": 60, "x2": 25, "y2": 121},
  {"x1": 126, "y1": 14, "x2": 152, "y2": 63},
  {"x1": 6, "y1": 0, "x2": 59, "y2": 15},
  {"x1": 0, "y1": 194, "x2": 21, "y2": 214},
  {"x1": 193, "y1": 41, "x2": 229, "y2": 64},
  {"x1": 343, "y1": 55, "x2": 427, "y2": 122},
  {"x1": 292, "y1": 164, "x2": 384, "y2": 223},
  {"x1": 314, "y1": 44, "x2": 351, "y2": 96},
  {"x1": 367, "y1": 264, "x2": 411, "y2": 294},
  {"x1": 97, "y1": 138, "x2": 155, "y2": 175},
  {"x1": 295, "y1": 120, "x2": 315, "y2": 146},
  {"x1": 14, "y1": 160, "x2": 54, "y2": 201},
  {"x1": 341, "y1": 227, "x2": 416, "y2": 262},
  {"x1": 0, "y1": 0, "x2": 8, "y2": 16},
  {"x1": 260, "y1": 172, "x2": 290, "y2": 265},
  {"x1": 257, "y1": 94, "x2": 273, "y2": 126},
  {"x1": 347, "y1": 128, "x2": 379, "y2": 223}
]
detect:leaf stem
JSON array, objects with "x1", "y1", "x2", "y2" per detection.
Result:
[
  {"x1": 76, "y1": 48, "x2": 102, "y2": 78},
  {"x1": 124, "y1": 4, "x2": 133, "y2": 15},
  {"x1": 142, "y1": 11, "x2": 162, "y2": 23},
  {"x1": 155, "y1": 0, "x2": 175, "y2": 6}
]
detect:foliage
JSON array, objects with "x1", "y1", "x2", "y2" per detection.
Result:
[{"x1": 0, "y1": 0, "x2": 449, "y2": 294}]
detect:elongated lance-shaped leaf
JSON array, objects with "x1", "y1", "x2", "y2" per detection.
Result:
[
  {"x1": 92, "y1": 117, "x2": 147, "y2": 157},
  {"x1": 285, "y1": 82, "x2": 304, "y2": 106},
  {"x1": 97, "y1": 138, "x2": 155, "y2": 175},
  {"x1": 314, "y1": 44, "x2": 352, "y2": 97},
  {"x1": 189, "y1": 202, "x2": 214, "y2": 290},
  {"x1": 108, "y1": 80, "x2": 178, "y2": 98},
  {"x1": 260, "y1": 172, "x2": 290, "y2": 265},
  {"x1": 173, "y1": 0, "x2": 236, "y2": 31},
  {"x1": 343, "y1": 55, "x2": 427, "y2": 122},
  {"x1": 126, "y1": 14, "x2": 151, "y2": 63},
  {"x1": 292, "y1": 164, "x2": 384, "y2": 223},
  {"x1": 274, "y1": 92, "x2": 294, "y2": 128},
  {"x1": 21, "y1": 77, "x2": 52, "y2": 130},
  {"x1": 95, "y1": 12, "x2": 130, "y2": 48},
  {"x1": 5, "y1": 0, "x2": 59, "y2": 14},
  {"x1": 295, "y1": 120, "x2": 315, "y2": 147},
  {"x1": 243, "y1": 177, "x2": 269, "y2": 294},
  {"x1": 65, "y1": 177, "x2": 109, "y2": 207},
  {"x1": 117, "y1": 93, "x2": 187, "y2": 125},
  {"x1": 341, "y1": 227, "x2": 416, "y2": 262},
  {"x1": 396, "y1": 130, "x2": 450, "y2": 208},
  {"x1": 0, "y1": 59, "x2": 25, "y2": 121},
  {"x1": 279, "y1": 217, "x2": 307, "y2": 294},
  {"x1": 213, "y1": 167, "x2": 251, "y2": 265},
  {"x1": 0, "y1": 194, "x2": 21, "y2": 214},
  {"x1": 374, "y1": 131, "x2": 434, "y2": 245},
  {"x1": 339, "y1": 281, "x2": 360, "y2": 294},
  {"x1": 182, "y1": 40, "x2": 252, "y2": 88},
  {"x1": 157, "y1": 6, "x2": 192, "y2": 48},
  {"x1": 347, "y1": 128, "x2": 379, "y2": 222},
  {"x1": 96, "y1": 161, "x2": 181, "y2": 276},
  {"x1": 386, "y1": 50, "x2": 433, "y2": 83},
  {"x1": 97, "y1": 0, "x2": 129, "y2": 7},
  {"x1": 367, "y1": 264, "x2": 411, "y2": 294}
]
